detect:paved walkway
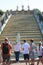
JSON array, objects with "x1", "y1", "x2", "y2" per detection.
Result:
[
  {"x1": 11, "y1": 62, "x2": 42, "y2": 65},
  {"x1": 0, "y1": 62, "x2": 42, "y2": 65},
  {"x1": 0, "y1": 58, "x2": 43, "y2": 65}
]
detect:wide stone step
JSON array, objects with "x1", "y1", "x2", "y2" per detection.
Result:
[
  {"x1": 2, "y1": 30, "x2": 40, "y2": 33},
  {"x1": 4, "y1": 22, "x2": 38, "y2": 25},
  {"x1": 3, "y1": 25, "x2": 38, "y2": 28},
  {"x1": 1, "y1": 32, "x2": 42, "y2": 36},
  {"x1": 0, "y1": 36, "x2": 42, "y2": 42},
  {"x1": 0, "y1": 34, "x2": 42, "y2": 38},
  {"x1": 0, "y1": 14, "x2": 43, "y2": 44},
  {"x1": 2, "y1": 33, "x2": 41, "y2": 36},
  {"x1": 3, "y1": 28, "x2": 40, "y2": 31}
]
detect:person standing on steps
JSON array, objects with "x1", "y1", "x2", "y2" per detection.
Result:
[
  {"x1": 42, "y1": 43, "x2": 43, "y2": 64},
  {"x1": 1, "y1": 38, "x2": 12, "y2": 65},
  {"x1": 29, "y1": 39, "x2": 36, "y2": 65},
  {"x1": 22, "y1": 40, "x2": 30, "y2": 65},
  {"x1": 37, "y1": 42, "x2": 43, "y2": 65},
  {"x1": 14, "y1": 42, "x2": 21, "y2": 62}
]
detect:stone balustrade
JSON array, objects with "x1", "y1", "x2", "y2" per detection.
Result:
[
  {"x1": 34, "y1": 10, "x2": 43, "y2": 36},
  {"x1": 0, "y1": 11, "x2": 11, "y2": 34}
]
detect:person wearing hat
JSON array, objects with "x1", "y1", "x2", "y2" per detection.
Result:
[
  {"x1": 1, "y1": 38, "x2": 12, "y2": 65},
  {"x1": 37, "y1": 42, "x2": 43, "y2": 65},
  {"x1": 5, "y1": 37, "x2": 10, "y2": 44},
  {"x1": 29, "y1": 39, "x2": 36, "y2": 65}
]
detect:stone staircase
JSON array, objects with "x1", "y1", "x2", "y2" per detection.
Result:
[
  {"x1": 0, "y1": 14, "x2": 43, "y2": 58},
  {"x1": 0, "y1": 14, "x2": 43, "y2": 43}
]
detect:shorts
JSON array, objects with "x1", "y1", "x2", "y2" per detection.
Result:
[
  {"x1": 29, "y1": 51, "x2": 34, "y2": 59},
  {"x1": 23, "y1": 54, "x2": 29, "y2": 60},
  {"x1": 38, "y1": 56, "x2": 42, "y2": 58},
  {"x1": 2, "y1": 55, "x2": 10, "y2": 62}
]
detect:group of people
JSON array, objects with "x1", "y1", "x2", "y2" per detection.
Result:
[
  {"x1": 0, "y1": 38, "x2": 43, "y2": 65},
  {"x1": 14, "y1": 39, "x2": 43, "y2": 65}
]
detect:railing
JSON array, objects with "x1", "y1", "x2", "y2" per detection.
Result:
[
  {"x1": 34, "y1": 10, "x2": 43, "y2": 37},
  {"x1": 0, "y1": 11, "x2": 12, "y2": 35}
]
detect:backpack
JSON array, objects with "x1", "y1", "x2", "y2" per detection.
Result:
[{"x1": 2, "y1": 43, "x2": 9, "y2": 54}]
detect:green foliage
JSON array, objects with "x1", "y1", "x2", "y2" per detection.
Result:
[
  {"x1": 0, "y1": 10, "x2": 4, "y2": 15},
  {"x1": 34, "y1": 9, "x2": 41, "y2": 15}
]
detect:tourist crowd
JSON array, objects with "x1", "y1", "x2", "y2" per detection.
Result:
[{"x1": 0, "y1": 38, "x2": 43, "y2": 65}]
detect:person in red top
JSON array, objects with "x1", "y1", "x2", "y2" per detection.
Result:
[{"x1": 1, "y1": 38, "x2": 12, "y2": 65}]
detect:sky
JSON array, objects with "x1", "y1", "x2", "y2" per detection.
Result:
[{"x1": 0, "y1": 0, "x2": 43, "y2": 12}]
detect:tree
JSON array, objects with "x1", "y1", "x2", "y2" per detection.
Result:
[{"x1": 0, "y1": 10, "x2": 4, "y2": 15}]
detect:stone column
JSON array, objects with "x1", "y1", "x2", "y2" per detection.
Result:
[
  {"x1": 22, "y1": 5, "x2": 24, "y2": 11},
  {"x1": 7, "y1": 10, "x2": 10, "y2": 15},
  {"x1": 10, "y1": 10, "x2": 12, "y2": 14},
  {"x1": 1, "y1": 18, "x2": 4, "y2": 25},
  {"x1": 17, "y1": 6, "x2": 18, "y2": 11},
  {"x1": 28, "y1": 6, "x2": 29, "y2": 11},
  {"x1": 16, "y1": 33, "x2": 20, "y2": 44},
  {"x1": 21, "y1": 5, "x2": 24, "y2": 14},
  {"x1": 27, "y1": 5, "x2": 30, "y2": 14},
  {"x1": 16, "y1": 6, "x2": 19, "y2": 14},
  {"x1": 5, "y1": 12, "x2": 8, "y2": 19}
]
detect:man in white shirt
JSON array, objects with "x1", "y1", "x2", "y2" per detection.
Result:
[
  {"x1": 14, "y1": 42, "x2": 21, "y2": 62},
  {"x1": 22, "y1": 40, "x2": 30, "y2": 65}
]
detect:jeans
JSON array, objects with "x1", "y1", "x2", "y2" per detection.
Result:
[{"x1": 14, "y1": 51, "x2": 20, "y2": 62}]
